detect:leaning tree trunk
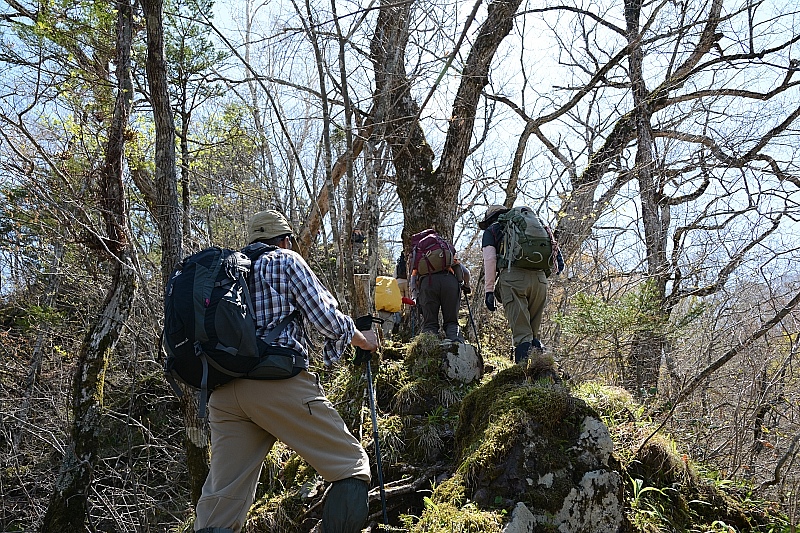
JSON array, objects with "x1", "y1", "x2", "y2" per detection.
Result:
[
  {"x1": 371, "y1": 0, "x2": 524, "y2": 245},
  {"x1": 40, "y1": 2, "x2": 137, "y2": 529}
]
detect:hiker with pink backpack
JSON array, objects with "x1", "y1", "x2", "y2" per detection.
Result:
[{"x1": 407, "y1": 229, "x2": 471, "y2": 343}]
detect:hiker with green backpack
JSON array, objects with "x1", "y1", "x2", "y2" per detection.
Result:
[
  {"x1": 193, "y1": 209, "x2": 379, "y2": 533},
  {"x1": 479, "y1": 205, "x2": 564, "y2": 364}
]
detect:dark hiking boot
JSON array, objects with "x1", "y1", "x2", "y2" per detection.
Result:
[
  {"x1": 531, "y1": 338, "x2": 544, "y2": 352},
  {"x1": 322, "y1": 477, "x2": 369, "y2": 533},
  {"x1": 514, "y1": 342, "x2": 532, "y2": 364}
]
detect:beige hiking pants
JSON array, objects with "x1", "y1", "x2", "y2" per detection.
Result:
[
  {"x1": 496, "y1": 268, "x2": 548, "y2": 346},
  {"x1": 194, "y1": 371, "x2": 371, "y2": 532}
]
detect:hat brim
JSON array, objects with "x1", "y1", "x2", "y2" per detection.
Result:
[{"x1": 478, "y1": 207, "x2": 510, "y2": 230}]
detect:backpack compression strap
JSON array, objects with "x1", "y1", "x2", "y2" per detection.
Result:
[{"x1": 501, "y1": 219, "x2": 521, "y2": 272}]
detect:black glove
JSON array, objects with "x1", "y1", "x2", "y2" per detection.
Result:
[
  {"x1": 352, "y1": 314, "x2": 382, "y2": 365},
  {"x1": 353, "y1": 347, "x2": 373, "y2": 365},
  {"x1": 485, "y1": 292, "x2": 496, "y2": 312},
  {"x1": 462, "y1": 284, "x2": 472, "y2": 295}
]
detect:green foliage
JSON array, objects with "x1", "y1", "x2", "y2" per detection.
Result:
[
  {"x1": 279, "y1": 454, "x2": 316, "y2": 490},
  {"x1": 9, "y1": 305, "x2": 64, "y2": 333},
  {"x1": 390, "y1": 334, "x2": 471, "y2": 417},
  {"x1": 475, "y1": 312, "x2": 515, "y2": 369},
  {"x1": 375, "y1": 414, "x2": 406, "y2": 465},
  {"x1": 610, "y1": 410, "x2": 795, "y2": 532},
  {"x1": 573, "y1": 381, "x2": 643, "y2": 425},
  {"x1": 406, "y1": 404, "x2": 458, "y2": 462},
  {"x1": 457, "y1": 406, "x2": 525, "y2": 482},
  {"x1": 165, "y1": 0, "x2": 229, "y2": 96},
  {"x1": 256, "y1": 442, "x2": 296, "y2": 496},
  {"x1": 248, "y1": 487, "x2": 307, "y2": 533},
  {"x1": 554, "y1": 286, "x2": 661, "y2": 340},
  {"x1": 627, "y1": 476, "x2": 679, "y2": 530},
  {"x1": 399, "y1": 476, "x2": 504, "y2": 533},
  {"x1": 405, "y1": 333, "x2": 446, "y2": 375},
  {"x1": 0, "y1": 185, "x2": 77, "y2": 283},
  {"x1": 554, "y1": 281, "x2": 708, "y2": 353}
]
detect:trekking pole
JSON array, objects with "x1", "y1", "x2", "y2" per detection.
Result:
[
  {"x1": 462, "y1": 287, "x2": 481, "y2": 357},
  {"x1": 354, "y1": 314, "x2": 388, "y2": 527}
]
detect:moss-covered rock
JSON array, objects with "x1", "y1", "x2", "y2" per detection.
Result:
[
  {"x1": 453, "y1": 365, "x2": 624, "y2": 531},
  {"x1": 241, "y1": 350, "x2": 790, "y2": 533}
]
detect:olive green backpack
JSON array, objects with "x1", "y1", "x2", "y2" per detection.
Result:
[{"x1": 497, "y1": 206, "x2": 557, "y2": 274}]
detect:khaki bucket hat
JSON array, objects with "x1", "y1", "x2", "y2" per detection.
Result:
[
  {"x1": 247, "y1": 209, "x2": 293, "y2": 243},
  {"x1": 478, "y1": 205, "x2": 511, "y2": 230}
]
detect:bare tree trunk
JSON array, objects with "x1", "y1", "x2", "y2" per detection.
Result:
[
  {"x1": 372, "y1": 0, "x2": 523, "y2": 244},
  {"x1": 142, "y1": 0, "x2": 182, "y2": 281},
  {"x1": 361, "y1": 138, "x2": 384, "y2": 317},
  {"x1": 553, "y1": 0, "x2": 725, "y2": 264},
  {"x1": 41, "y1": 2, "x2": 137, "y2": 529},
  {"x1": 621, "y1": 0, "x2": 666, "y2": 397},
  {"x1": 179, "y1": 106, "x2": 192, "y2": 244},
  {"x1": 297, "y1": 123, "x2": 372, "y2": 255},
  {"x1": 141, "y1": 0, "x2": 206, "y2": 506},
  {"x1": 295, "y1": 0, "x2": 348, "y2": 306},
  {"x1": 331, "y1": 0, "x2": 360, "y2": 312},
  {"x1": 621, "y1": 0, "x2": 725, "y2": 398}
]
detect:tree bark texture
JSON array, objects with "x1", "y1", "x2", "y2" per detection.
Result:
[
  {"x1": 142, "y1": 0, "x2": 182, "y2": 279},
  {"x1": 141, "y1": 0, "x2": 208, "y2": 505},
  {"x1": 621, "y1": 0, "x2": 664, "y2": 397},
  {"x1": 41, "y1": 2, "x2": 137, "y2": 530},
  {"x1": 371, "y1": 0, "x2": 523, "y2": 246},
  {"x1": 620, "y1": 0, "x2": 725, "y2": 398}
]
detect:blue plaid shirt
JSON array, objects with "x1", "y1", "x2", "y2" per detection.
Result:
[{"x1": 250, "y1": 248, "x2": 355, "y2": 366}]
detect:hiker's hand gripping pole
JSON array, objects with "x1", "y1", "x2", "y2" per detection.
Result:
[
  {"x1": 354, "y1": 314, "x2": 388, "y2": 526},
  {"x1": 352, "y1": 315, "x2": 379, "y2": 364}
]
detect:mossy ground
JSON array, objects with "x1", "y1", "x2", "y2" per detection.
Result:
[
  {"x1": 398, "y1": 474, "x2": 505, "y2": 533},
  {"x1": 574, "y1": 381, "x2": 791, "y2": 532},
  {"x1": 238, "y1": 347, "x2": 793, "y2": 532}
]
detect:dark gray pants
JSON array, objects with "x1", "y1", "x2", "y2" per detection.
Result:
[{"x1": 418, "y1": 271, "x2": 463, "y2": 341}]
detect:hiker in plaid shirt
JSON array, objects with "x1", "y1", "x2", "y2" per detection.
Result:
[{"x1": 194, "y1": 210, "x2": 378, "y2": 533}]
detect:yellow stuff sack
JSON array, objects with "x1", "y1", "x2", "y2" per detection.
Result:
[{"x1": 375, "y1": 276, "x2": 402, "y2": 313}]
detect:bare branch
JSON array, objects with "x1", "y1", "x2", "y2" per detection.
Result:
[{"x1": 675, "y1": 288, "x2": 800, "y2": 404}]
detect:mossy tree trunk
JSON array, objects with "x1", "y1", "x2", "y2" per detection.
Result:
[{"x1": 40, "y1": 2, "x2": 138, "y2": 530}]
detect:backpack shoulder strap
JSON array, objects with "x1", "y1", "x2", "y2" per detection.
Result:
[
  {"x1": 242, "y1": 242, "x2": 300, "y2": 343},
  {"x1": 242, "y1": 242, "x2": 277, "y2": 261},
  {"x1": 263, "y1": 309, "x2": 301, "y2": 343}
]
